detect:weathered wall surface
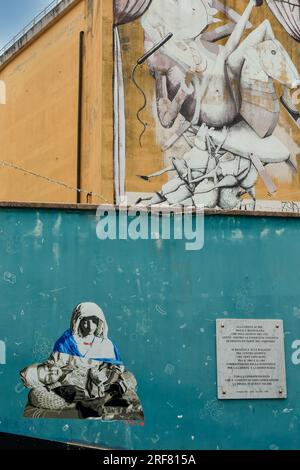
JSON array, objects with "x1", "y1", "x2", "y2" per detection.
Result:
[
  {"x1": 0, "y1": 208, "x2": 300, "y2": 449},
  {"x1": 0, "y1": 0, "x2": 299, "y2": 209},
  {"x1": 81, "y1": 0, "x2": 114, "y2": 205}
]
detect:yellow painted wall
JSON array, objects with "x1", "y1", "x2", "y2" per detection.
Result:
[
  {"x1": 120, "y1": 1, "x2": 300, "y2": 203},
  {"x1": 0, "y1": 0, "x2": 114, "y2": 204}
]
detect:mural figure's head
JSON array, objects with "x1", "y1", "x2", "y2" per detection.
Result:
[
  {"x1": 71, "y1": 302, "x2": 108, "y2": 339},
  {"x1": 20, "y1": 364, "x2": 63, "y2": 388},
  {"x1": 142, "y1": 0, "x2": 219, "y2": 41},
  {"x1": 78, "y1": 316, "x2": 103, "y2": 338}
]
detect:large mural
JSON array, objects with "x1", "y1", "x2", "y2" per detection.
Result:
[{"x1": 113, "y1": 0, "x2": 300, "y2": 213}]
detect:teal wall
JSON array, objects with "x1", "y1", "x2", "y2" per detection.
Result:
[{"x1": 0, "y1": 208, "x2": 300, "y2": 450}]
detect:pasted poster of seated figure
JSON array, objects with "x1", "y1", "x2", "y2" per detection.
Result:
[
  {"x1": 20, "y1": 303, "x2": 144, "y2": 421},
  {"x1": 114, "y1": 0, "x2": 300, "y2": 212}
]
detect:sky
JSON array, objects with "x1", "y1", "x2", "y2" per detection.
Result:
[{"x1": 0, "y1": 0, "x2": 52, "y2": 48}]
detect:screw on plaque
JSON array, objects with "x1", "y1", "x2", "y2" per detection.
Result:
[
  {"x1": 221, "y1": 322, "x2": 225, "y2": 329},
  {"x1": 279, "y1": 387, "x2": 283, "y2": 396}
]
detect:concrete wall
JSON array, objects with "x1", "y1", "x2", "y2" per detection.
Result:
[
  {"x1": 0, "y1": 207, "x2": 300, "y2": 450},
  {"x1": 0, "y1": 0, "x2": 113, "y2": 204}
]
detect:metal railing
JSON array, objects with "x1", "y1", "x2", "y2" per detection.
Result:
[{"x1": 0, "y1": 0, "x2": 63, "y2": 57}]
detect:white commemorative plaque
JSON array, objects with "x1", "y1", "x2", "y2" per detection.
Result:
[{"x1": 216, "y1": 319, "x2": 287, "y2": 400}]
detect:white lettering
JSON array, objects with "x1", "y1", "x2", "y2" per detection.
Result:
[{"x1": 96, "y1": 210, "x2": 116, "y2": 240}]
